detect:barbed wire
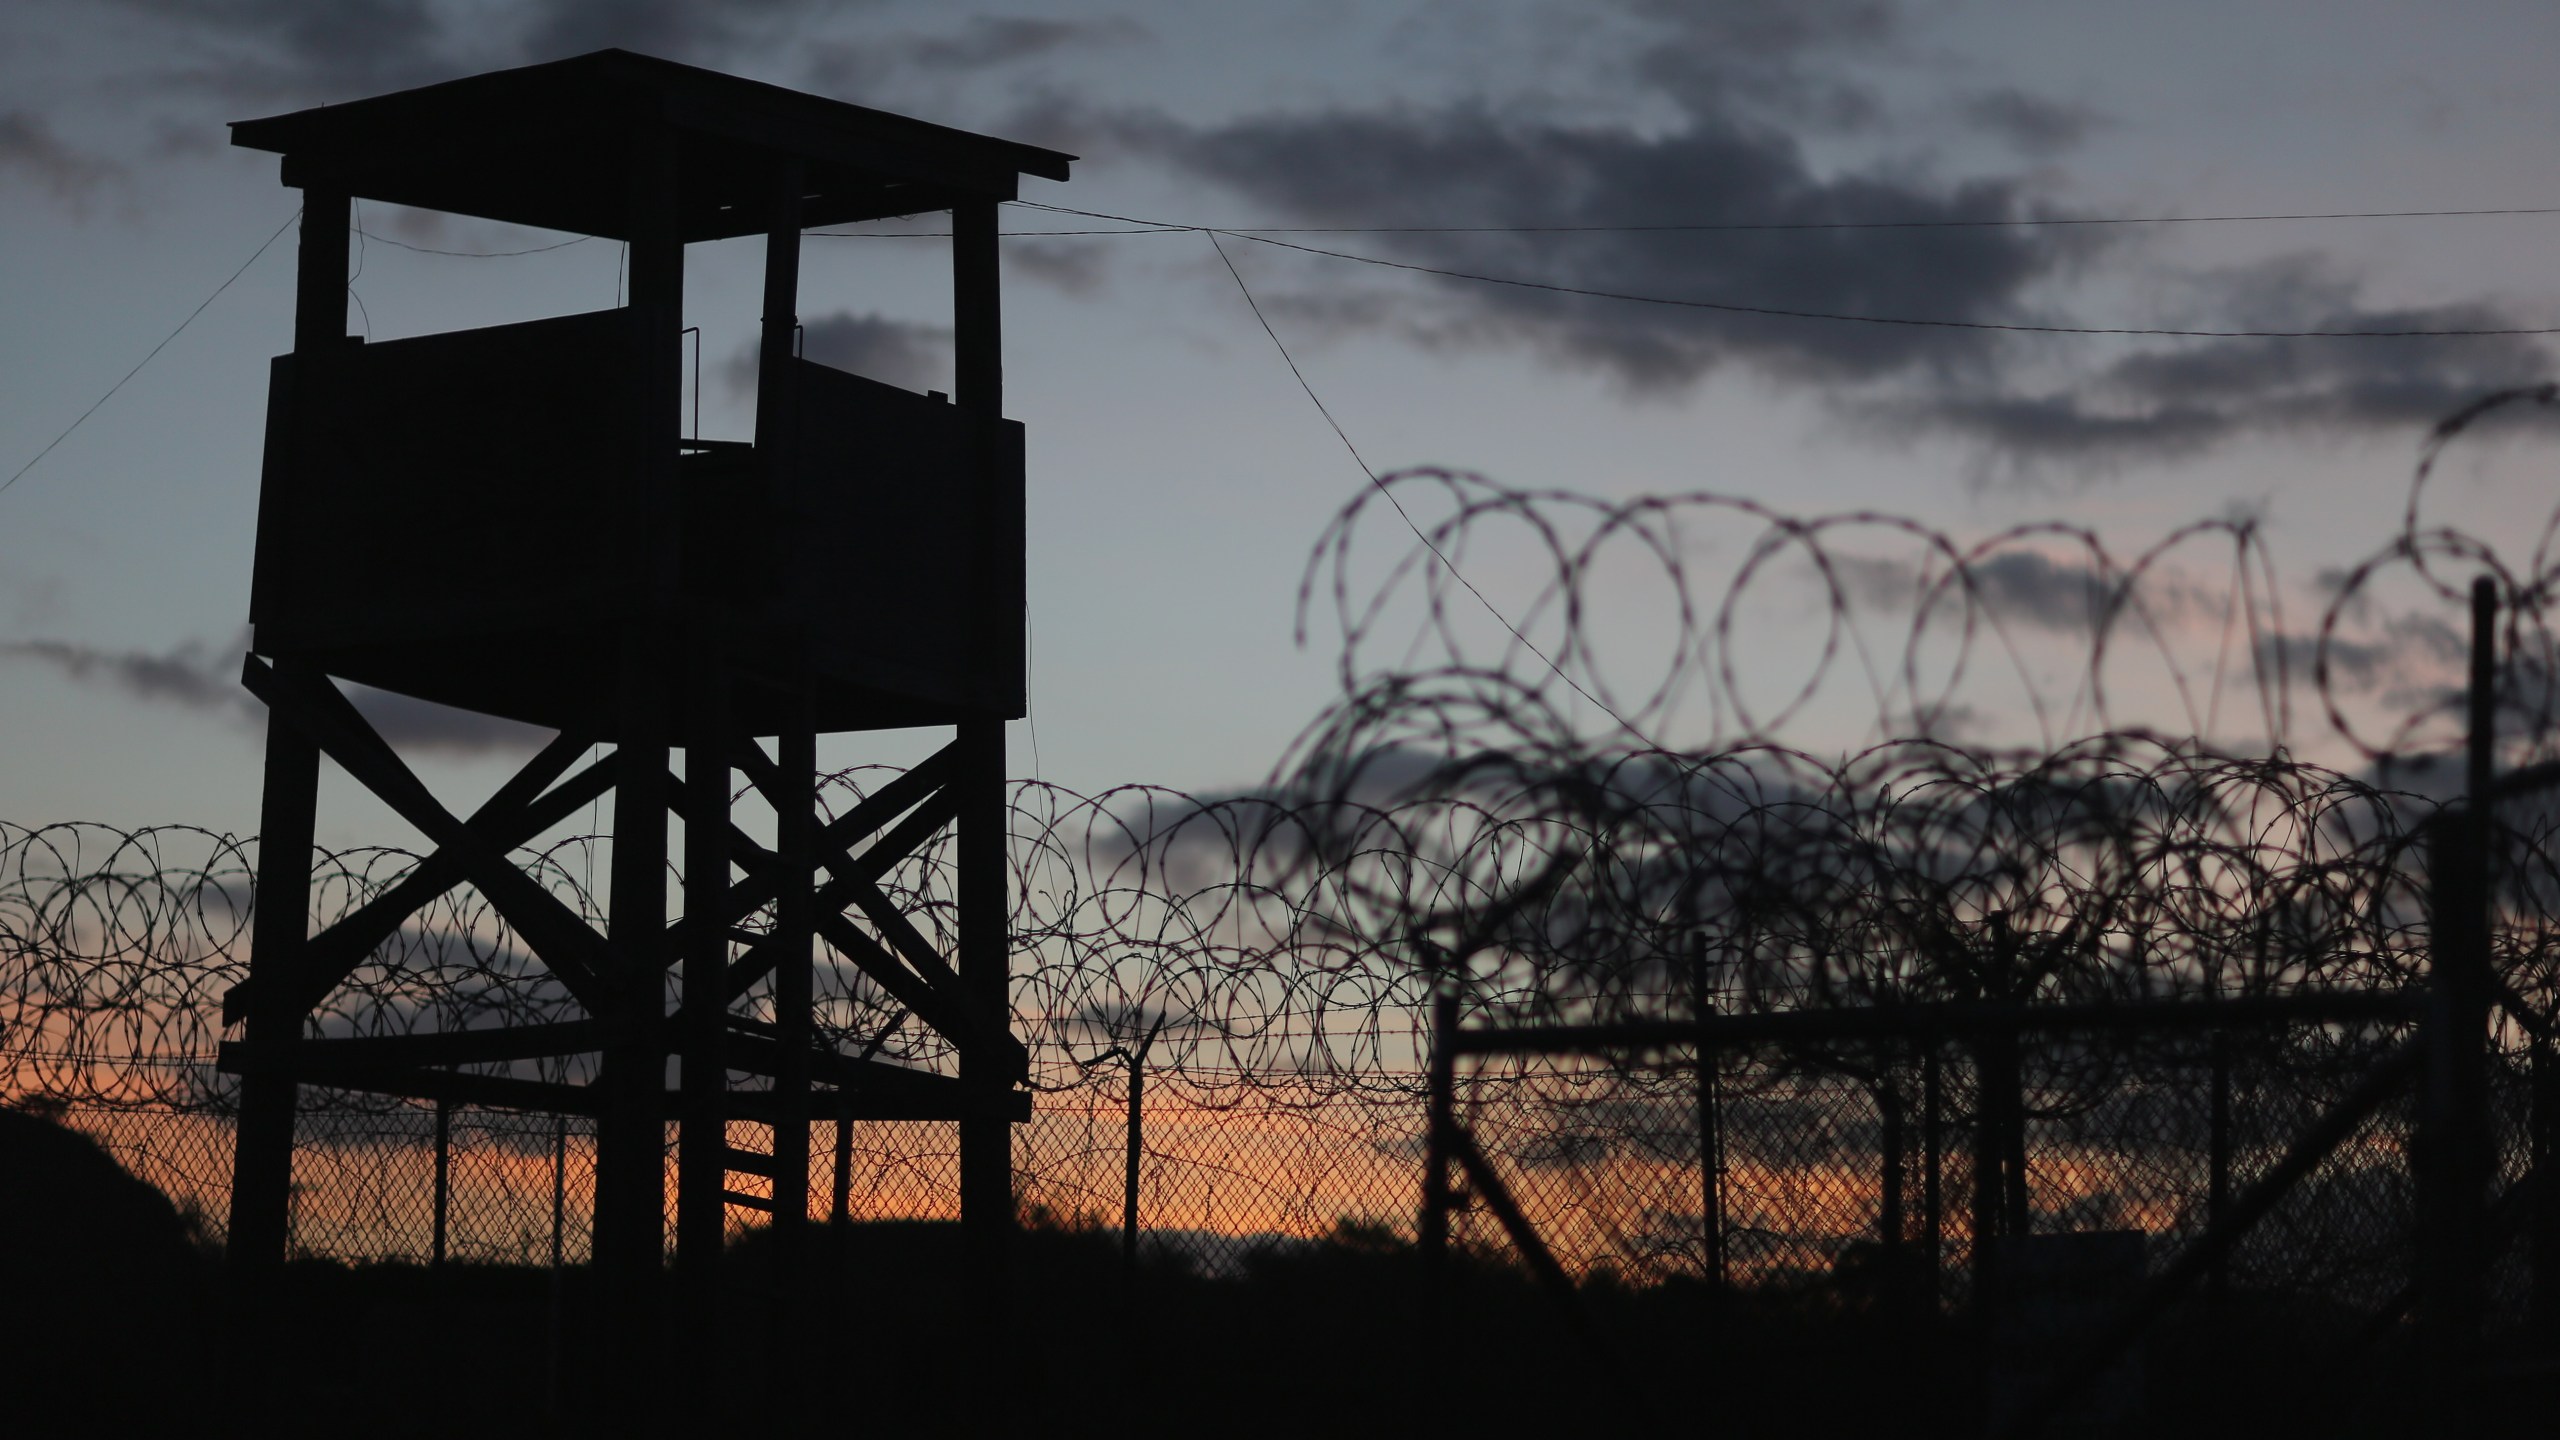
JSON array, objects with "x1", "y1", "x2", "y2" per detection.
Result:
[{"x1": 7, "y1": 394, "x2": 2560, "y2": 1312}]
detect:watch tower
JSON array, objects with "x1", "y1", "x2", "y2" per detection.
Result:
[{"x1": 215, "y1": 49, "x2": 1068, "y2": 1400}]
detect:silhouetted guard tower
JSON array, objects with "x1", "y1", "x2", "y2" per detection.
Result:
[{"x1": 214, "y1": 48, "x2": 1070, "y2": 1373}]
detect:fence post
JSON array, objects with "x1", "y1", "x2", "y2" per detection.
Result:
[
  {"x1": 1420, "y1": 982, "x2": 1458, "y2": 1346},
  {"x1": 1922, "y1": 1045, "x2": 1943, "y2": 1303},
  {"x1": 1692, "y1": 936, "x2": 1726, "y2": 1287},
  {"x1": 1880, "y1": 1070, "x2": 1906, "y2": 1317},
  {"x1": 831, "y1": 1091, "x2": 853, "y2": 1229},
  {"x1": 1122, "y1": 1015, "x2": 1166, "y2": 1284},
  {"x1": 2418, "y1": 576, "x2": 2497, "y2": 1393},
  {"x1": 546, "y1": 1114, "x2": 566, "y2": 1420},
  {"x1": 1971, "y1": 1039, "x2": 2000, "y2": 1303},
  {"x1": 431, "y1": 1096, "x2": 451, "y2": 1272},
  {"x1": 2208, "y1": 1030, "x2": 2232, "y2": 1302},
  {"x1": 2536, "y1": 1037, "x2": 2559, "y2": 1332}
]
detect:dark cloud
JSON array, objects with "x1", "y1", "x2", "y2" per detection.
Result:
[
  {"x1": 1135, "y1": 101, "x2": 2085, "y2": 392},
  {"x1": 1005, "y1": 238, "x2": 1111, "y2": 296},
  {"x1": 1957, "y1": 88, "x2": 2106, "y2": 156},
  {"x1": 100, "y1": 0, "x2": 858, "y2": 103},
  {"x1": 517, "y1": 0, "x2": 847, "y2": 71},
  {"x1": 0, "y1": 112, "x2": 124, "y2": 205},
  {"x1": 0, "y1": 633, "x2": 548, "y2": 756},
  {"x1": 1838, "y1": 549, "x2": 2219, "y2": 636},
  {"x1": 898, "y1": 16, "x2": 1144, "y2": 71},
  {"x1": 1074, "y1": 0, "x2": 2546, "y2": 473},
  {"x1": 801, "y1": 15, "x2": 1145, "y2": 99},
  {"x1": 104, "y1": 0, "x2": 462, "y2": 100},
  {"x1": 0, "y1": 636, "x2": 243, "y2": 715},
  {"x1": 729, "y1": 310, "x2": 952, "y2": 398},
  {"x1": 1876, "y1": 259, "x2": 2558, "y2": 474},
  {"x1": 1048, "y1": 0, "x2": 2121, "y2": 396},
  {"x1": 1623, "y1": 0, "x2": 1900, "y2": 132},
  {"x1": 2255, "y1": 611, "x2": 2466, "y2": 701}
]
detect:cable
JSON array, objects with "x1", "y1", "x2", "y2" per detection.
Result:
[
  {"x1": 1204, "y1": 231, "x2": 1652, "y2": 745},
  {"x1": 824, "y1": 203, "x2": 2560, "y2": 239},
  {"x1": 3, "y1": 208, "x2": 301, "y2": 501},
  {"x1": 348, "y1": 200, "x2": 373, "y2": 342},
  {"x1": 812, "y1": 226, "x2": 1190, "y2": 238},
  {"x1": 1025, "y1": 201, "x2": 2560, "y2": 339},
  {"x1": 354, "y1": 226, "x2": 598, "y2": 258},
  {"x1": 1058, "y1": 203, "x2": 2560, "y2": 234}
]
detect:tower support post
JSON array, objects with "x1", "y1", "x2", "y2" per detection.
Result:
[{"x1": 227, "y1": 184, "x2": 348, "y2": 1277}]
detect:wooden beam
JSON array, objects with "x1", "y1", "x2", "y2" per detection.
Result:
[
  {"x1": 811, "y1": 909, "x2": 979, "y2": 1051},
  {"x1": 717, "y1": 1023, "x2": 968, "y2": 1098},
  {"x1": 220, "y1": 1018, "x2": 637, "y2": 1072},
  {"x1": 223, "y1": 731, "x2": 609, "y2": 1023},
  {"x1": 717, "y1": 782, "x2": 963, "y2": 1003},
  {"x1": 723, "y1": 1145, "x2": 782, "y2": 1180},
  {"x1": 770, "y1": 673, "x2": 817, "y2": 1285},
  {"x1": 226, "y1": 655, "x2": 324, "y2": 1274},
  {"x1": 214, "y1": 1047, "x2": 606, "y2": 1117},
  {"x1": 751, "y1": 157, "x2": 803, "y2": 453},
  {"x1": 714, "y1": 741, "x2": 958, "y2": 929},
  {"x1": 243, "y1": 655, "x2": 618, "y2": 1011},
  {"x1": 676, "y1": 640, "x2": 732, "y2": 1300},
  {"x1": 719, "y1": 1086, "x2": 1031, "y2": 1125},
  {"x1": 953, "y1": 199, "x2": 1000, "y2": 416},
  {"x1": 294, "y1": 188, "x2": 350, "y2": 354},
  {"x1": 954, "y1": 714, "x2": 1011, "y2": 1370}
]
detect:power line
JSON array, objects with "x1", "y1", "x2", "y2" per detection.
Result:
[
  {"x1": 1056, "y1": 203, "x2": 2560, "y2": 234},
  {"x1": 3, "y1": 208, "x2": 301, "y2": 501},
  {"x1": 816, "y1": 203, "x2": 2560, "y2": 241},
  {"x1": 1204, "y1": 230, "x2": 1652, "y2": 746},
  {"x1": 813, "y1": 226, "x2": 1189, "y2": 238},
  {"x1": 354, "y1": 227, "x2": 598, "y2": 258},
  {"x1": 810, "y1": 202, "x2": 2560, "y2": 239},
  {"x1": 1020, "y1": 201, "x2": 2560, "y2": 340}
]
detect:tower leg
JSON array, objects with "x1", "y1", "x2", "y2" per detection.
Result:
[
  {"x1": 956, "y1": 718, "x2": 1013, "y2": 1377},
  {"x1": 676, "y1": 639, "x2": 731, "y2": 1392},
  {"x1": 771, "y1": 698, "x2": 816, "y2": 1254},
  {"x1": 228, "y1": 661, "x2": 320, "y2": 1274},
  {"x1": 595, "y1": 639, "x2": 669, "y2": 1427}
]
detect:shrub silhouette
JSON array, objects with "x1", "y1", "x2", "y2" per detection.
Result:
[{"x1": 0, "y1": 1102, "x2": 212, "y2": 1429}]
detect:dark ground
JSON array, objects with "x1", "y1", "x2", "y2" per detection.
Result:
[{"x1": 0, "y1": 1104, "x2": 2541, "y2": 1438}]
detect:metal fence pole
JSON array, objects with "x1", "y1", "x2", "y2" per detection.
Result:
[
  {"x1": 831, "y1": 1093, "x2": 853, "y2": 1229},
  {"x1": 1971, "y1": 1039, "x2": 2005, "y2": 1305},
  {"x1": 546, "y1": 1114, "x2": 566, "y2": 1420},
  {"x1": 2537, "y1": 1038, "x2": 2560, "y2": 1332},
  {"x1": 1122, "y1": 1016, "x2": 1166, "y2": 1282},
  {"x1": 1922, "y1": 1045, "x2": 1943, "y2": 1304},
  {"x1": 1880, "y1": 1072, "x2": 1906, "y2": 1313},
  {"x1": 431, "y1": 1096, "x2": 451, "y2": 1272},
  {"x1": 1420, "y1": 983, "x2": 1458, "y2": 1344},
  {"x1": 2418, "y1": 576, "x2": 2497, "y2": 1392},
  {"x1": 1692, "y1": 936, "x2": 1726, "y2": 1287},
  {"x1": 2208, "y1": 1030, "x2": 2233, "y2": 1302}
]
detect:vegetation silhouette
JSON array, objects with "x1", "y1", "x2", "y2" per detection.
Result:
[{"x1": 0, "y1": 1102, "x2": 214, "y2": 1431}]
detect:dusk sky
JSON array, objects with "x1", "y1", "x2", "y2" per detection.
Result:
[{"x1": 7, "y1": 0, "x2": 2560, "y2": 848}]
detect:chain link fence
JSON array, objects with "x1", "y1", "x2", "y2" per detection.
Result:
[{"x1": 17, "y1": 1016, "x2": 2499, "y2": 1347}]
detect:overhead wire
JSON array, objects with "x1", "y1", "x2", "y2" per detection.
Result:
[
  {"x1": 849, "y1": 201, "x2": 2560, "y2": 237},
  {"x1": 2, "y1": 208, "x2": 301, "y2": 500},
  {"x1": 1202, "y1": 229, "x2": 1655, "y2": 747},
  {"x1": 1017, "y1": 201, "x2": 2560, "y2": 340},
  {"x1": 18, "y1": 192, "x2": 2555, "y2": 504}
]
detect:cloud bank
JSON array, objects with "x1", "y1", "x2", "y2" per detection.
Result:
[{"x1": 1, "y1": 633, "x2": 551, "y2": 756}]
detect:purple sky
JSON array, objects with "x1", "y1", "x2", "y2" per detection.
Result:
[{"x1": 5, "y1": 0, "x2": 2560, "y2": 845}]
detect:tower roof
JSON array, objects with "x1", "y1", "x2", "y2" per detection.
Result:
[{"x1": 230, "y1": 48, "x2": 1075, "y2": 242}]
